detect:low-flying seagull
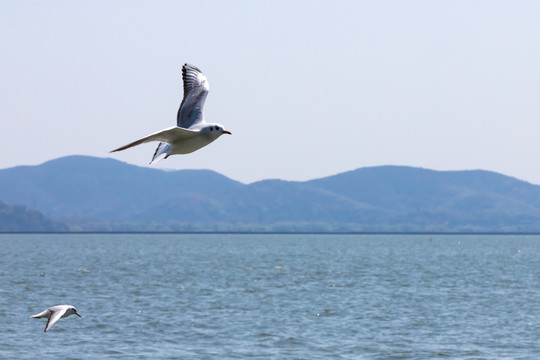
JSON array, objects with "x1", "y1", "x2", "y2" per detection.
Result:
[
  {"x1": 111, "y1": 63, "x2": 231, "y2": 163},
  {"x1": 31, "y1": 305, "x2": 81, "y2": 332}
]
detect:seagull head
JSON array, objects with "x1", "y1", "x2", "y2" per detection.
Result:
[
  {"x1": 69, "y1": 307, "x2": 81, "y2": 317},
  {"x1": 204, "y1": 124, "x2": 232, "y2": 137}
]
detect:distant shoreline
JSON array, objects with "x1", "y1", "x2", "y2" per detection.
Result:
[{"x1": 3, "y1": 231, "x2": 540, "y2": 235}]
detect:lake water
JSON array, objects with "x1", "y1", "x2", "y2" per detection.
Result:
[{"x1": 0, "y1": 233, "x2": 539, "y2": 359}]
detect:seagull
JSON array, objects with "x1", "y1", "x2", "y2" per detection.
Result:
[
  {"x1": 111, "y1": 63, "x2": 231, "y2": 163},
  {"x1": 31, "y1": 305, "x2": 81, "y2": 332}
]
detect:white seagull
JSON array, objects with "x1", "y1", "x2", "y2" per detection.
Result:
[
  {"x1": 31, "y1": 305, "x2": 81, "y2": 332},
  {"x1": 111, "y1": 63, "x2": 231, "y2": 163}
]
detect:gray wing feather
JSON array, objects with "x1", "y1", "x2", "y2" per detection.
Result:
[
  {"x1": 110, "y1": 126, "x2": 198, "y2": 153},
  {"x1": 177, "y1": 63, "x2": 209, "y2": 129}
]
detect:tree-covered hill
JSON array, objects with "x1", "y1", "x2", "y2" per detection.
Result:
[
  {"x1": 0, "y1": 200, "x2": 67, "y2": 232},
  {"x1": 2, "y1": 156, "x2": 540, "y2": 232}
]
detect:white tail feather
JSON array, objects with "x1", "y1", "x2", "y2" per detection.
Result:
[{"x1": 150, "y1": 142, "x2": 171, "y2": 164}]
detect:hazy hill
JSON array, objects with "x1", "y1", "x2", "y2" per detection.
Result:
[
  {"x1": 0, "y1": 156, "x2": 242, "y2": 221},
  {"x1": 2, "y1": 155, "x2": 540, "y2": 232},
  {"x1": 0, "y1": 200, "x2": 67, "y2": 232}
]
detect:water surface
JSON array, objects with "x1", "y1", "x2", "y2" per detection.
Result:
[{"x1": 1, "y1": 234, "x2": 539, "y2": 359}]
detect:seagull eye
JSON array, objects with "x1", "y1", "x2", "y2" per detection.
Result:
[{"x1": 215, "y1": 126, "x2": 219, "y2": 131}]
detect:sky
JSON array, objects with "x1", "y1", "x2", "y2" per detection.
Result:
[{"x1": 1, "y1": 1, "x2": 539, "y2": 184}]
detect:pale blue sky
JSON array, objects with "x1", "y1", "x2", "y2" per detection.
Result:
[{"x1": 1, "y1": 1, "x2": 539, "y2": 184}]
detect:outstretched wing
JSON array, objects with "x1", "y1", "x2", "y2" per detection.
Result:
[
  {"x1": 177, "y1": 64, "x2": 209, "y2": 129},
  {"x1": 110, "y1": 126, "x2": 198, "y2": 153},
  {"x1": 44, "y1": 308, "x2": 66, "y2": 332}
]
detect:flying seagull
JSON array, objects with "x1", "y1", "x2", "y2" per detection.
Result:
[
  {"x1": 31, "y1": 305, "x2": 81, "y2": 332},
  {"x1": 111, "y1": 63, "x2": 231, "y2": 163}
]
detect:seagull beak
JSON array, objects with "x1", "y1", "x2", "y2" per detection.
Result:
[
  {"x1": 76, "y1": 313, "x2": 81, "y2": 317},
  {"x1": 222, "y1": 130, "x2": 231, "y2": 135}
]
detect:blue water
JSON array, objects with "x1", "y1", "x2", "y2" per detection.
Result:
[{"x1": 1, "y1": 234, "x2": 539, "y2": 359}]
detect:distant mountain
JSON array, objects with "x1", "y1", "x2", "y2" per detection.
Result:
[
  {"x1": 1, "y1": 155, "x2": 540, "y2": 232},
  {"x1": 0, "y1": 200, "x2": 67, "y2": 232},
  {"x1": 0, "y1": 156, "x2": 241, "y2": 221}
]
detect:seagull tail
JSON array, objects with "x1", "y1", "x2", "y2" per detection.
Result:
[
  {"x1": 31, "y1": 310, "x2": 48, "y2": 318},
  {"x1": 150, "y1": 142, "x2": 171, "y2": 164}
]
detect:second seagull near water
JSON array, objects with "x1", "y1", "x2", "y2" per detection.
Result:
[
  {"x1": 31, "y1": 305, "x2": 81, "y2": 332},
  {"x1": 111, "y1": 63, "x2": 231, "y2": 163}
]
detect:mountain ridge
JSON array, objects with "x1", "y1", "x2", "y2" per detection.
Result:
[{"x1": 2, "y1": 155, "x2": 540, "y2": 232}]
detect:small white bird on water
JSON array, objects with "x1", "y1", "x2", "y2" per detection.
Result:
[
  {"x1": 31, "y1": 305, "x2": 81, "y2": 332},
  {"x1": 111, "y1": 63, "x2": 231, "y2": 163}
]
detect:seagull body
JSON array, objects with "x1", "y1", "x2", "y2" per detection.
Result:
[
  {"x1": 31, "y1": 305, "x2": 81, "y2": 332},
  {"x1": 111, "y1": 63, "x2": 231, "y2": 163}
]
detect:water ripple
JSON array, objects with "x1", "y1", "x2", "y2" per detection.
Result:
[{"x1": 1, "y1": 234, "x2": 539, "y2": 359}]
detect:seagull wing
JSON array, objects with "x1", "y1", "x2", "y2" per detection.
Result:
[
  {"x1": 177, "y1": 63, "x2": 209, "y2": 129},
  {"x1": 110, "y1": 126, "x2": 198, "y2": 153},
  {"x1": 44, "y1": 307, "x2": 67, "y2": 332}
]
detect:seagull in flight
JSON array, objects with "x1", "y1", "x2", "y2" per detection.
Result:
[
  {"x1": 31, "y1": 305, "x2": 81, "y2": 332},
  {"x1": 111, "y1": 63, "x2": 231, "y2": 163}
]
